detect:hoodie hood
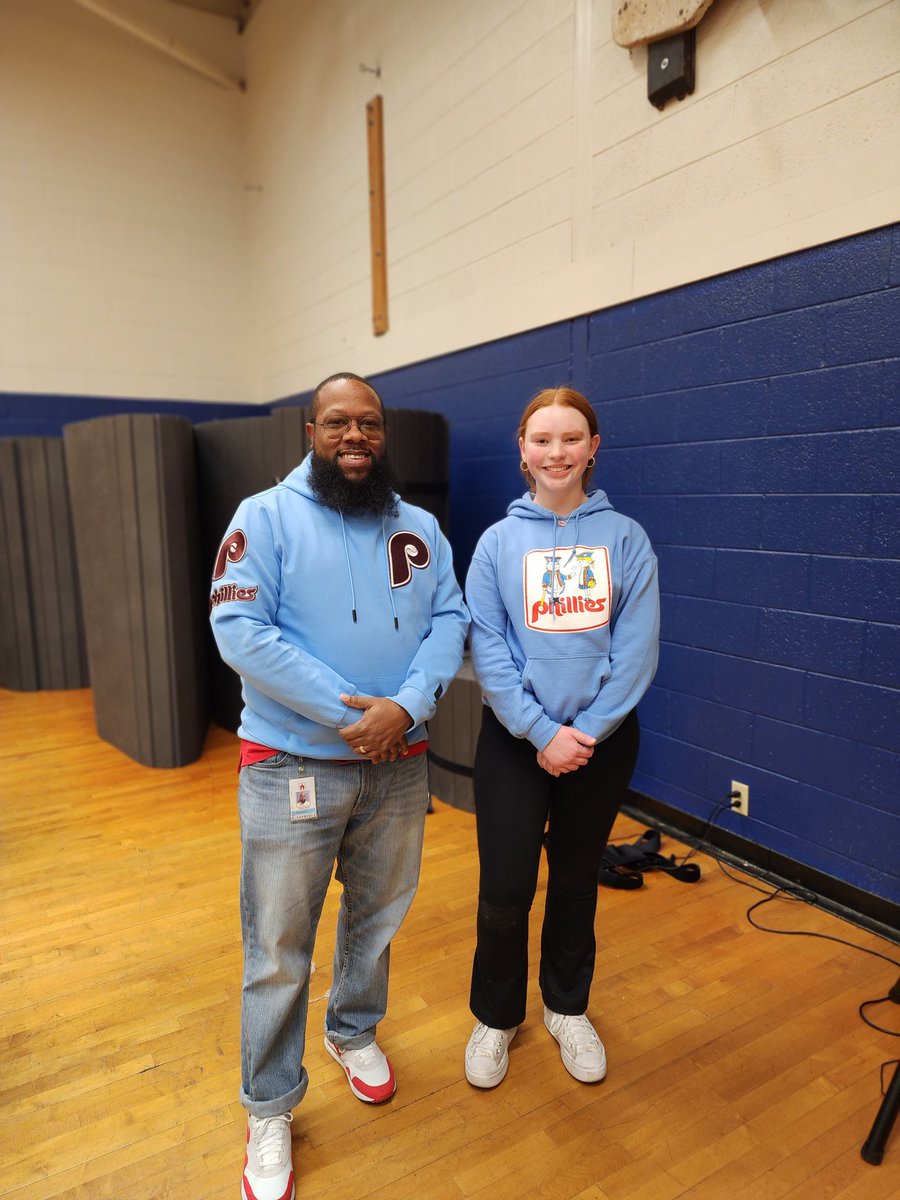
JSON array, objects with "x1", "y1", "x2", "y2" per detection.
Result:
[
  {"x1": 282, "y1": 453, "x2": 317, "y2": 499},
  {"x1": 506, "y1": 488, "x2": 614, "y2": 521}
]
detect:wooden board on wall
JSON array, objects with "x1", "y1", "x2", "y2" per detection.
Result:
[{"x1": 367, "y1": 94, "x2": 388, "y2": 336}]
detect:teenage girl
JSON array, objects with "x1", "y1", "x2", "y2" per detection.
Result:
[{"x1": 463, "y1": 386, "x2": 659, "y2": 1087}]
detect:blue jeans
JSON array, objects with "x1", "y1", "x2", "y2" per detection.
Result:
[{"x1": 237, "y1": 752, "x2": 430, "y2": 1117}]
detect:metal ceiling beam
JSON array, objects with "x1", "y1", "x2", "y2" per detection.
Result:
[
  {"x1": 163, "y1": 0, "x2": 264, "y2": 31},
  {"x1": 73, "y1": 0, "x2": 244, "y2": 90}
]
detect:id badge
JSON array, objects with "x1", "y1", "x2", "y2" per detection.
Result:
[{"x1": 289, "y1": 776, "x2": 317, "y2": 821}]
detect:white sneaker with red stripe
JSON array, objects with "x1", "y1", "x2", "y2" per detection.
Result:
[
  {"x1": 324, "y1": 1036, "x2": 396, "y2": 1103},
  {"x1": 242, "y1": 1113, "x2": 295, "y2": 1200}
]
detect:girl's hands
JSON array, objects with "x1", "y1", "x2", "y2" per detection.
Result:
[{"x1": 537, "y1": 726, "x2": 596, "y2": 776}]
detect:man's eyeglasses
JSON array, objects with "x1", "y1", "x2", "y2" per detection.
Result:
[{"x1": 316, "y1": 416, "x2": 385, "y2": 439}]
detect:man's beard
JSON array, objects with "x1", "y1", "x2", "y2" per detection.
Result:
[{"x1": 308, "y1": 450, "x2": 400, "y2": 518}]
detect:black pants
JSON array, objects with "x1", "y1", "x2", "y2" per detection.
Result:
[{"x1": 469, "y1": 706, "x2": 640, "y2": 1028}]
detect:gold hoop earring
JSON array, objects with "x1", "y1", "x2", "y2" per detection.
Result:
[
  {"x1": 521, "y1": 460, "x2": 528, "y2": 471},
  {"x1": 587, "y1": 456, "x2": 595, "y2": 468}
]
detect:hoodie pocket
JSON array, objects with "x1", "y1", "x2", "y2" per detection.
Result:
[{"x1": 522, "y1": 654, "x2": 611, "y2": 724}]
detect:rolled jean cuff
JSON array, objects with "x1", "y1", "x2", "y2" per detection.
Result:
[
  {"x1": 325, "y1": 1029, "x2": 376, "y2": 1052},
  {"x1": 241, "y1": 1075, "x2": 307, "y2": 1118}
]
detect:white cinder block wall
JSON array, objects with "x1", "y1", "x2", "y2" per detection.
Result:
[
  {"x1": 2, "y1": 0, "x2": 897, "y2": 405},
  {"x1": 247, "y1": 0, "x2": 899, "y2": 400},
  {"x1": 0, "y1": 0, "x2": 250, "y2": 402}
]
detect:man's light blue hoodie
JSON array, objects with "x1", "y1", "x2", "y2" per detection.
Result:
[
  {"x1": 466, "y1": 488, "x2": 659, "y2": 753},
  {"x1": 210, "y1": 455, "x2": 469, "y2": 758}
]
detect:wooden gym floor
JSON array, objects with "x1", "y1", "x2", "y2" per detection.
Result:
[{"x1": 1, "y1": 686, "x2": 898, "y2": 1199}]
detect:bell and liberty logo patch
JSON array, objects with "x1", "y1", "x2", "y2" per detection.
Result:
[{"x1": 523, "y1": 545, "x2": 611, "y2": 632}]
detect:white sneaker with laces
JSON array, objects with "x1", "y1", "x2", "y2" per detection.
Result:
[
  {"x1": 464, "y1": 1021, "x2": 518, "y2": 1088},
  {"x1": 543, "y1": 1007, "x2": 607, "y2": 1083},
  {"x1": 242, "y1": 1113, "x2": 295, "y2": 1200},
  {"x1": 325, "y1": 1036, "x2": 396, "y2": 1103}
]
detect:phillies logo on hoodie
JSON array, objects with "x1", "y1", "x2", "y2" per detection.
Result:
[{"x1": 523, "y1": 545, "x2": 611, "y2": 632}]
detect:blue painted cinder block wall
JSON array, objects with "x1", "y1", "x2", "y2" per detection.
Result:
[
  {"x1": 0, "y1": 394, "x2": 260, "y2": 439},
  {"x1": 361, "y1": 225, "x2": 898, "y2": 908},
  {"x1": 3, "y1": 225, "x2": 897, "y2": 908}
]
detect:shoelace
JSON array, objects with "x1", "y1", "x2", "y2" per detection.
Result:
[
  {"x1": 470, "y1": 1023, "x2": 508, "y2": 1061},
  {"x1": 557, "y1": 1014, "x2": 601, "y2": 1054},
  {"x1": 346, "y1": 1042, "x2": 380, "y2": 1067},
  {"x1": 253, "y1": 1114, "x2": 292, "y2": 1168}
]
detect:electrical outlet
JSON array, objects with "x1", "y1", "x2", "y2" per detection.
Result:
[{"x1": 731, "y1": 781, "x2": 749, "y2": 816}]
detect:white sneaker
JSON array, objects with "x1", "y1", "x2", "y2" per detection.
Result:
[
  {"x1": 464, "y1": 1021, "x2": 518, "y2": 1088},
  {"x1": 543, "y1": 1007, "x2": 607, "y2": 1083},
  {"x1": 325, "y1": 1036, "x2": 397, "y2": 1103},
  {"x1": 242, "y1": 1113, "x2": 295, "y2": 1200}
]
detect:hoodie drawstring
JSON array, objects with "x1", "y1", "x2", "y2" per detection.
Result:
[
  {"x1": 551, "y1": 511, "x2": 582, "y2": 623},
  {"x1": 383, "y1": 517, "x2": 399, "y2": 630},
  {"x1": 562, "y1": 512, "x2": 581, "y2": 569},
  {"x1": 339, "y1": 511, "x2": 399, "y2": 630},
  {"x1": 339, "y1": 512, "x2": 359, "y2": 623},
  {"x1": 550, "y1": 519, "x2": 559, "y2": 621}
]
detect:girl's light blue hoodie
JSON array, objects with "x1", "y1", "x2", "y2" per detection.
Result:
[
  {"x1": 210, "y1": 455, "x2": 469, "y2": 758},
  {"x1": 466, "y1": 488, "x2": 659, "y2": 752}
]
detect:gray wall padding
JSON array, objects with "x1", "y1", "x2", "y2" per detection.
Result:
[
  {"x1": 194, "y1": 414, "x2": 281, "y2": 733},
  {"x1": 195, "y1": 416, "x2": 278, "y2": 567},
  {"x1": 195, "y1": 407, "x2": 313, "y2": 732},
  {"x1": 0, "y1": 437, "x2": 88, "y2": 691},
  {"x1": 64, "y1": 414, "x2": 208, "y2": 767},
  {"x1": 427, "y1": 656, "x2": 481, "y2": 813},
  {"x1": 270, "y1": 405, "x2": 311, "y2": 482},
  {"x1": 385, "y1": 408, "x2": 450, "y2": 532}
]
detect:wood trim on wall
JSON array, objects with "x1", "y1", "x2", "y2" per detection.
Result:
[{"x1": 366, "y1": 94, "x2": 388, "y2": 336}]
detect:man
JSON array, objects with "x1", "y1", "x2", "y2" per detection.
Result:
[{"x1": 210, "y1": 373, "x2": 468, "y2": 1200}]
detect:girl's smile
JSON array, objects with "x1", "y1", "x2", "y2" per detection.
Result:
[{"x1": 520, "y1": 403, "x2": 600, "y2": 515}]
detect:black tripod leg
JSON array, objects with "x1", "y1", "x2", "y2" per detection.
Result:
[{"x1": 861, "y1": 1060, "x2": 900, "y2": 1165}]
